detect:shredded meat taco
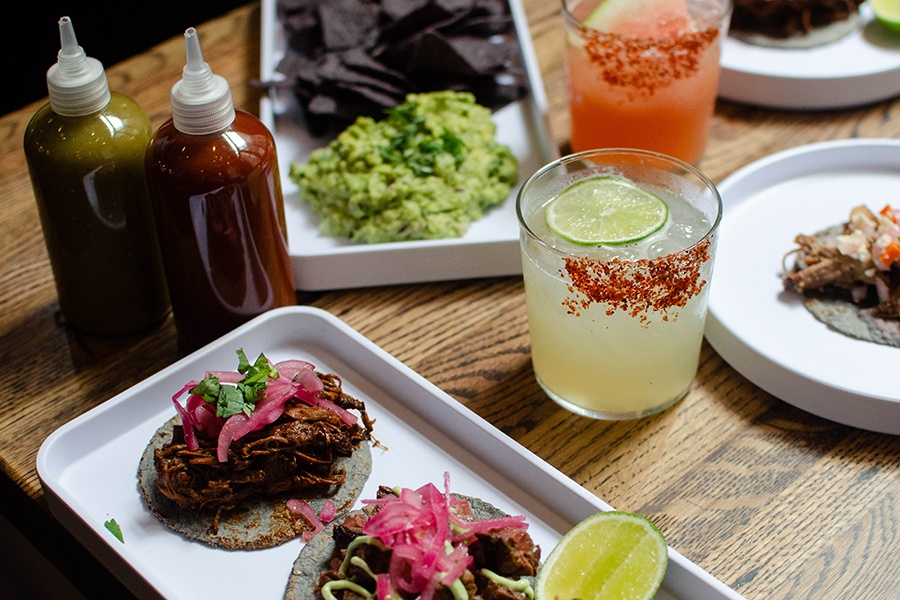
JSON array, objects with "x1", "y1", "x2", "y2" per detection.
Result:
[
  {"x1": 783, "y1": 204, "x2": 900, "y2": 347},
  {"x1": 138, "y1": 349, "x2": 375, "y2": 550},
  {"x1": 284, "y1": 478, "x2": 541, "y2": 600}
]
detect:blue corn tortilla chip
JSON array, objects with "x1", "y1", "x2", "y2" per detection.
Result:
[{"x1": 265, "y1": 0, "x2": 527, "y2": 132}]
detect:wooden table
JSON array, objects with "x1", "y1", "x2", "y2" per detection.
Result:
[{"x1": 1, "y1": 2, "x2": 898, "y2": 599}]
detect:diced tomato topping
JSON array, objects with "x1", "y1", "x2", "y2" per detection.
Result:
[
  {"x1": 879, "y1": 238, "x2": 900, "y2": 267},
  {"x1": 879, "y1": 204, "x2": 898, "y2": 224}
]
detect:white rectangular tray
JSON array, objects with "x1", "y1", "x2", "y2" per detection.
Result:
[
  {"x1": 259, "y1": 0, "x2": 558, "y2": 291},
  {"x1": 37, "y1": 306, "x2": 744, "y2": 600}
]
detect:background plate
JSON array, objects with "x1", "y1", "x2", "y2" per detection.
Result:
[
  {"x1": 259, "y1": 0, "x2": 557, "y2": 291},
  {"x1": 706, "y1": 139, "x2": 900, "y2": 435},
  {"x1": 719, "y1": 4, "x2": 900, "y2": 110},
  {"x1": 37, "y1": 306, "x2": 743, "y2": 600}
]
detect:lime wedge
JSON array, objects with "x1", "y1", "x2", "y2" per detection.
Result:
[
  {"x1": 872, "y1": 0, "x2": 900, "y2": 33},
  {"x1": 535, "y1": 511, "x2": 668, "y2": 600},
  {"x1": 545, "y1": 176, "x2": 668, "y2": 245}
]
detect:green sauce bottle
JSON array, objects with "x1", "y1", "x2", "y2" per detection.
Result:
[{"x1": 24, "y1": 17, "x2": 170, "y2": 335}]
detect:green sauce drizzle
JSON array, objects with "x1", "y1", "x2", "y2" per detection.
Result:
[
  {"x1": 480, "y1": 569, "x2": 535, "y2": 600},
  {"x1": 321, "y1": 580, "x2": 374, "y2": 600}
]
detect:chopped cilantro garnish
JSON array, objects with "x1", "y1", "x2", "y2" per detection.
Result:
[
  {"x1": 379, "y1": 104, "x2": 466, "y2": 176},
  {"x1": 104, "y1": 518, "x2": 124, "y2": 543},
  {"x1": 189, "y1": 348, "x2": 279, "y2": 419}
]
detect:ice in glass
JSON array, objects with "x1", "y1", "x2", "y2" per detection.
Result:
[{"x1": 517, "y1": 149, "x2": 722, "y2": 419}]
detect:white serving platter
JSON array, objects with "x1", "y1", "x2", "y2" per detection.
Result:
[
  {"x1": 259, "y1": 0, "x2": 557, "y2": 291},
  {"x1": 706, "y1": 138, "x2": 900, "y2": 435},
  {"x1": 718, "y1": 3, "x2": 900, "y2": 110},
  {"x1": 37, "y1": 306, "x2": 745, "y2": 600}
]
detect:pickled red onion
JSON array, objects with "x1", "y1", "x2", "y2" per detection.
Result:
[
  {"x1": 170, "y1": 356, "x2": 339, "y2": 462},
  {"x1": 375, "y1": 574, "x2": 392, "y2": 600},
  {"x1": 295, "y1": 388, "x2": 358, "y2": 426},
  {"x1": 359, "y1": 476, "x2": 529, "y2": 600},
  {"x1": 171, "y1": 382, "x2": 198, "y2": 450},
  {"x1": 287, "y1": 498, "x2": 326, "y2": 542},
  {"x1": 320, "y1": 499, "x2": 336, "y2": 523},
  {"x1": 275, "y1": 359, "x2": 323, "y2": 392},
  {"x1": 204, "y1": 370, "x2": 243, "y2": 384},
  {"x1": 216, "y1": 382, "x2": 299, "y2": 462}
]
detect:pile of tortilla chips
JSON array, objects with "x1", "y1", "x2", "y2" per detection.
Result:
[{"x1": 272, "y1": 0, "x2": 527, "y2": 133}]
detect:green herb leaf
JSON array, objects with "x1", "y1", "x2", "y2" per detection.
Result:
[
  {"x1": 191, "y1": 376, "x2": 221, "y2": 404},
  {"x1": 189, "y1": 349, "x2": 278, "y2": 419},
  {"x1": 104, "y1": 518, "x2": 124, "y2": 543},
  {"x1": 236, "y1": 347, "x2": 252, "y2": 374},
  {"x1": 217, "y1": 385, "x2": 249, "y2": 418},
  {"x1": 379, "y1": 105, "x2": 466, "y2": 177},
  {"x1": 241, "y1": 350, "x2": 279, "y2": 385}
]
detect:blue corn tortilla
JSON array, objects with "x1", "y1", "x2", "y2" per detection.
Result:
[{"x1": 801, "y1": 295, "x2": 900, "y2": 348}]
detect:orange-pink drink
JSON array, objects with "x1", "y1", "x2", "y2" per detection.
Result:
[{"x1": 563, "y1": 0, "x2": 731, "y2": 165}]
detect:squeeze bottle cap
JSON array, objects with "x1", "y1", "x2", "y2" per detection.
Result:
[
  {"x1": 47, "y1": 17, "x2": 111, "y2": 116},
  {"x1": 171, "y1": 27, "x2": 236, "y2": 135}
]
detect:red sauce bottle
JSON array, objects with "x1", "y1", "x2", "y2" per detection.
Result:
[{"x1": 145, "y1": 27, "x2": 295, "y2": 351}]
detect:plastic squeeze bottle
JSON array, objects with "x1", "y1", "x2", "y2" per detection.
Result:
[
  {"x1": 24, "y1": 17, "x2": 170, "y2": 335},
  {"x1": 145, "y1": 27, "x2": 295, "y2": 352}
]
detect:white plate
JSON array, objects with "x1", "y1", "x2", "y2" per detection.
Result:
[
  {"x1": 706, "y1": 139, "x2": 900, "y2": 435},
  {"x1": 259, "y1": 0, "x2": 557, "y2": 291},
  {"x1": 37, "y1": 306, "x2": 744, "y2": 600},
  {"x1": 719, "y1": 4, "x2": 900, "y2": 110}
]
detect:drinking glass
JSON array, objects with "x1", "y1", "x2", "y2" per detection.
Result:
[
  {"x1": 562, "y1": 0, "x2": 732, "y2": 165},
  {"x1": 517, "y1": 149, "x2": 722, "y2": 419}
]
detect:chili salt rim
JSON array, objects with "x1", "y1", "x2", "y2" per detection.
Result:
[
  {"x1": 560, "y1": 0, "x2": 732, "y2": 95},
  {"x1": 516, "y1": 148, "x2": 723, "y2": 321}
]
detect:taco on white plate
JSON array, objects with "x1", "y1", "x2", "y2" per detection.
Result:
[
  {"x1": 138, "y1": 348, "x2": 375, "y2": 550},
  {"x1": 783, "y1": 204, "x2": 900, "y2": 347}
]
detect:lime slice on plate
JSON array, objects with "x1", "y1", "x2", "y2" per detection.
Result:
[
  {"x1": 535, "y1": 511, "x2": 668, "y2": 600},
  {"x1": 545, "y1": 175, "x2": 668, "y2": 245},
  {"x1": 871, "y1": 0, "x2": 900, "y2": 33}
]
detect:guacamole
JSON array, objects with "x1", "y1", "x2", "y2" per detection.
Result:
[{"x1": 289, "y1": 91, "x2": 519, "y2": 244}]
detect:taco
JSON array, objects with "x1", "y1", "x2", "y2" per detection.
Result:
[
  {"x1": 730, "y1": 0, "x2": 864, "y2": 49},
  {"x1": 284, "y1": 479, "x2": 541, "y2": 600},
  {"x1": 137, "y1": 349, "x2": 375, "y2": 550},
  {"x1": 783, "y1": 204, "x2": 900, "y2": 347}
]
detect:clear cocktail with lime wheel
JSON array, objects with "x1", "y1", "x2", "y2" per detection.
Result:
[
  {"x1": 563, "y1": 0, "x2": 731, "y2": 165},
  {"x1": 517, "y1": 149, "x2": 722, "y2": 419}
]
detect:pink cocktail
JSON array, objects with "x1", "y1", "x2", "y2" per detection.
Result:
[{"x1": 563, "y1": 0, "x2": 731, "y2": 165}]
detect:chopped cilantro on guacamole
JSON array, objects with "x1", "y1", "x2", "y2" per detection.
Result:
[{"x1": 289, "y1": 91, "x2": 518, "y2": 243}]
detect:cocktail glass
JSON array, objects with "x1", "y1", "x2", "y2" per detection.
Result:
[
  {"x1": 517, "y1": 149, "x2": 722, "y2": 419},
  {"x1": 562, "y1": 0, "x2": 732, "y2": 165}
]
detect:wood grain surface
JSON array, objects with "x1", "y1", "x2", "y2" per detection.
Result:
[{"x1": 0, "y1": 2, "x2": 898, "y2": 599}]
